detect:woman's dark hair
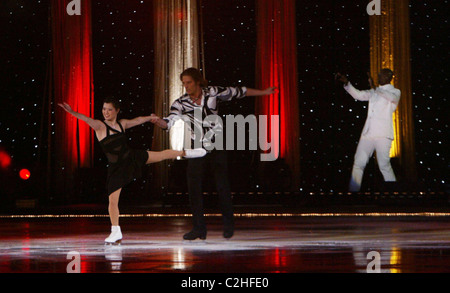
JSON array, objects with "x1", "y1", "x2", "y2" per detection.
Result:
[
  {"x1": 180, "y1": 68, "x2": 208, "y2": 87},
  {"x1": 103, "y1": 96, "x2": 121, "y2": 110}
]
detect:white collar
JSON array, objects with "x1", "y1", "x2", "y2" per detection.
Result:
[{"x1": 379, "y1": 84, "x2": 394, "y2": 89}]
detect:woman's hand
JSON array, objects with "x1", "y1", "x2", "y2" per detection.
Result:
[
  {"x1": 149, "y1": 114, "x2": 168, "y2": 129},
  {"x1": 58, "y1": 102, "x2": 74, "y2": 114},
  {"x1": 149, "y1": 114, "x2": 161, "y2": 123}
]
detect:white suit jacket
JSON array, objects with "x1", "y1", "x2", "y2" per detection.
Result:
[{"x1": 344, "y1": 82, "x2": 401, "y2": 140}]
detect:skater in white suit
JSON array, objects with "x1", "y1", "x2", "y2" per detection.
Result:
[{"x1": 335, "y1": 69, "x2": 401, "y2": 192}]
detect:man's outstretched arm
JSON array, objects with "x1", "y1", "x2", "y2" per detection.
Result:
[
  {"x1": 246, "y1": 87, "x2": 277, "y2": 97},
  {"x1": 212, "y1": 86, "x2": 277, "y2": 102},
  {"x1": 336, "y1": 72, "x2": 372, "y2": 101}
]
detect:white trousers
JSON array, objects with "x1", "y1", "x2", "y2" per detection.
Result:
[{"x1": 349, "y1": 137, "x2": 396, "y2": 192}]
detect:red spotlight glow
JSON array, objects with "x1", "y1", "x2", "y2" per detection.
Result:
[
  {"x1": 19, "y1": 169, "x2": 31, "y2": 180},
  {"x1": 0, "y1": 151, "x2": 12, "y2": 169}
]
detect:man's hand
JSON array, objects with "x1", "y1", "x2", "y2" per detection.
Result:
[
  {"x1": 246, "y1": 87, "x2": 278, "y2": 97},
  {"x1": 335, "y1": 73, "x2": 349, "y2": 85},
  {"x1": 149, "y1": 114, "x2": 168, "y2": 129},
  {"x1": 149, "y1": 114, "x2": 160, "y2": 123},
  {"x1": 264, "y1": 87, "x2": 277, "y2": 96},
  {"x1": 367, "y1": 72, "x2": 375, "y2": 89}
]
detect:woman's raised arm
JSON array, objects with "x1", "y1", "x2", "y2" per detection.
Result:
[
  {"x1": 120, "y1": 115, "x2": 161, "y2": 130},
  {"x1": 58, "y1": 102, "x2": 103, "y2": 131}
]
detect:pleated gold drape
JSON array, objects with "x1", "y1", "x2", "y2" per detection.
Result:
[
  {"x1": 152, "y1": 0, "x2": 200, "y2": 192},
  {"x1": 369, "y1": 0, "x2": 417, "y2": 180}
]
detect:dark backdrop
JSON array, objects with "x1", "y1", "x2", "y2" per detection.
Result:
[{"x1": 0, "y1": 0, "x2": 448, "y2": 206}]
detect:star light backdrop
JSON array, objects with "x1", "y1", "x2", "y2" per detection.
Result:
[{"x1": 0, "y1": 1, "x2": 448, "y2": 203}]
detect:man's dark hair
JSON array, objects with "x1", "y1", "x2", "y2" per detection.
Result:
[
  {"x1": 381, "y1": 68, "x2": 394, "y2": 82},
  {"x1": 180, "y1": 68, "x2": 208, "y2": 87},
  {"x1": 103, "y1": 96, "x2": 121, "y2": 110}
]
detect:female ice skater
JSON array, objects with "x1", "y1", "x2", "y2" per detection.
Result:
[{"x1": 58, "y1": 97, "x2": 206, "y2": 245}]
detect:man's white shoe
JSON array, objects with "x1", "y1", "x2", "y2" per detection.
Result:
[
  {"x1": 105, "y1": 226, "x2": 122, "y2": 245},
  {"x1": 183, "y1": 148, "x2": 207, "y2": 159}
]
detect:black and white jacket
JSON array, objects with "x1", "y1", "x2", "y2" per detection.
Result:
[{"x1": 163, "y1": 86, "x2": 248, "y2": 148}]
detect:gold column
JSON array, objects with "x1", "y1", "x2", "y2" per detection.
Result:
[
  {"x1": 152, "y1": 0, "x2": 200, "y2": 191},
  {"x1": 369, "y1": 0, "x2": 417, "y2": 180}
]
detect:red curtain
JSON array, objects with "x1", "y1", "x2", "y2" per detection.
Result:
[
  {"x1": 255, "y1": 0, "x2": 301, "y2": 188},
  {"x1": 51, "y1": 0, "x2": 94, "y2": 173}
]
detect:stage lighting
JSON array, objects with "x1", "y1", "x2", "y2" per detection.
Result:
[
  {"x1": 0, "y1": 150, "x2": 11, "y2": 169},
  {"x1": 19, "y1": 169, "x2": 31, "y2": 180}
]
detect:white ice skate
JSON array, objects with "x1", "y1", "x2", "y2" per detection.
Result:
[
  {"x1": 182, "y1": 148, "x2": 207, "y2": 159},
  {"x1": 105, "y1": 226, "x2": 122, "y2": 245}
]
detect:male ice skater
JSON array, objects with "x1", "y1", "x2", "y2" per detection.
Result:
[
  {"x1": 150, "y1": 68, "x2": 276, "y2": 240},
  {"x1": 335, "y1": 69, "x2": 401, "y2": 192}
]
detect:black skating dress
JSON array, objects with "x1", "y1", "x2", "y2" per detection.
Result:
[{"x1": 99, "y1": 121, "x2": 149, "y2": 195}]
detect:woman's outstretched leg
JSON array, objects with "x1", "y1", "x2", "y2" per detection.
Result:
[
  {"x1": 146, "y1": 150, "x2": 183, "y2": 164},
  {"x1": 145, "y1": 149, "x2": 207, "y2": 164}
]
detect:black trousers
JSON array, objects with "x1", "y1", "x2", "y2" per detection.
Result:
[{"x1": 186, "y1": 150, "x2": 234, "y2": 232}]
